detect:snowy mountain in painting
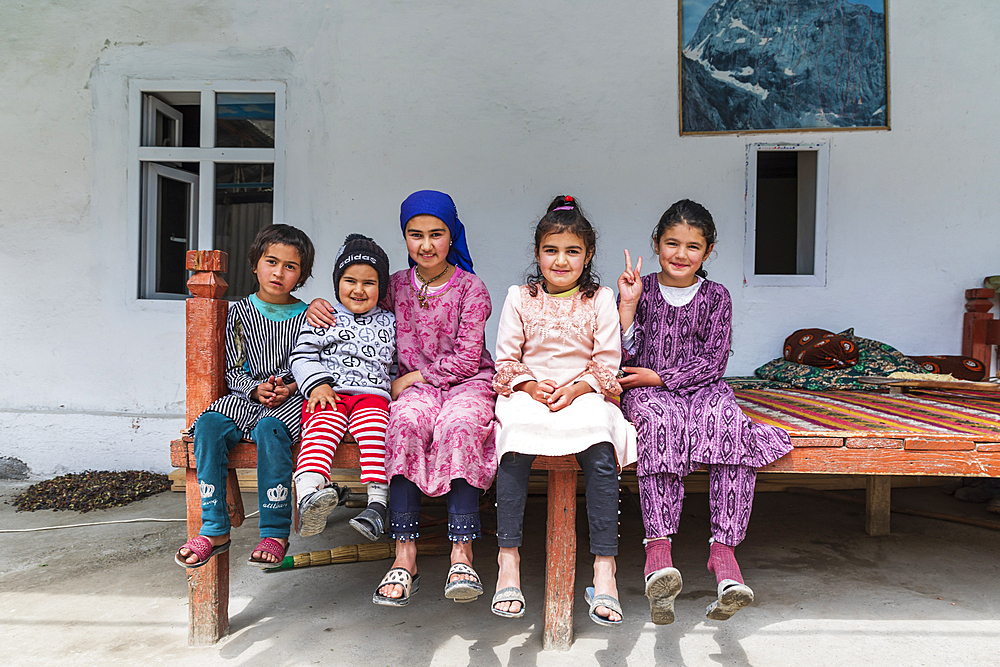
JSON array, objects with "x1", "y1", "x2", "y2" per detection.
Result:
[{"x1": 681, "y1": 0, "x2": 887, "y2": 132}]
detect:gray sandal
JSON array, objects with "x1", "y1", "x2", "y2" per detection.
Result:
[
  {"x1": 444, "y1": 562, "x2": 484, "y2": 602},
  {"x1": 349, "y1": 503, "x2": 386, "y2": 541},
  {"x1": 645, "y1": 566, "x2": 683, "y2": 625},
  {"x1": 372, "y1": 567, "x2": 419, "y2": 607},
  {"x1": 491, "y1": 586, "x2": 526, "y2": 618},
  {"x1": 705, "y1": 579, "x2": 754, "y2": 621},
  {"x1": 585, "y1": 587, "x2": 624, "y2": 627}
]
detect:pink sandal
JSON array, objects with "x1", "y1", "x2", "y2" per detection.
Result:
[
  {"x1": 174, "y1": 536, "x2": 231, "y2": 569},
  {"x1": 248, "y1": 537, "x2": 288, "y2": 569}
]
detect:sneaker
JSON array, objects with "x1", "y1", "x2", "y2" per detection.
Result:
[{"x1": 298, "y1": 484, "x2": 350, "y2": 537}]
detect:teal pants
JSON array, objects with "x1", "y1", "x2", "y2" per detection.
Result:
[{"x1": 194, "y1": 411, "x2": 293, "y2": 539}]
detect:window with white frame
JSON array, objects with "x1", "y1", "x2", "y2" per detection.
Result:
[
  {"x1": 131, "y1": 81, "x2": 285, "y2": 299},
  {"x1": 744, "y1": 142, "x2": 828, "y2": 287}
]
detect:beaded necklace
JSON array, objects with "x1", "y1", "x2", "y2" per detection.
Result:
[{"x1": 411, "y1": 264, "x2": 451, "y2": 308}]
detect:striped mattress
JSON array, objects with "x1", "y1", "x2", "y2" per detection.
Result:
[{"x1": 734, "y1": 388, "x2": 1000, "y2": 441}]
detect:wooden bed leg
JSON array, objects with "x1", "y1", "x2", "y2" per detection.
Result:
[
  {"x1": 865, "y1": 476, "x2": 891, "y2": 536},
  {"x1": 185, "y1": 468, "x2": 230, "y2": 645},
  {"x1": 543, "y1": 469, "x2": 577, "y2": 651}
]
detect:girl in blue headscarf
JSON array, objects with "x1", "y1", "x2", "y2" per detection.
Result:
[{"x1": 307, "y1": 190, "x2": 497, "y2": 608}]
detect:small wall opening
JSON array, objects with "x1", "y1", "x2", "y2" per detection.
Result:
[{"x1": 745, "y1": 142, "x2": 828, "y2": 287}]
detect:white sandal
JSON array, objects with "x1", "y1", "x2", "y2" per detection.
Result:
[
  {"x1": 491, "y1": 587, "x2": 525, "y2": 618},
  {"x1": 372, "y1": 567, "x2": 419, "y2": 607},
  {"x1": 444, "y1": 562, "x2": 484, "y2": 602}
]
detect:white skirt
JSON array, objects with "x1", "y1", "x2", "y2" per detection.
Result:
[{"x1": 494, "y1": 391, "x2": 637, "y2": 468}]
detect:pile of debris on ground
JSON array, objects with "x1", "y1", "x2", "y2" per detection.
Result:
[{"x1": 11, "y1": 470, "x2": 171, "y2": 512}]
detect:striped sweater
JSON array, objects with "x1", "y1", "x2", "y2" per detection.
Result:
[{"x1": 192, "y1": 295, "x2": 308, "y2": 441}]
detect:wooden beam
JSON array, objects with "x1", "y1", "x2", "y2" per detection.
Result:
[
  {"x1": 185, "y1": 468, "x2": 229, "y2": 645},
  {"x1": 865, "y1": 476, "x2": 891, "y2": 536},
  {"x1": 543, "y1": 469, "x2": 577, "y2": 651},
  {"x1": 762, "y1": 447, "x2": 1000, "y2": 477},
  {"x1": 183, "y1": 250, "x2": 231, "y2": 646}
]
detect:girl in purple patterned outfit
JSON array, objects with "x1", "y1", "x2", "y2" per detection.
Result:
[
  {"x1": 617, "y1": 200, "x2": 792, "y2": 625},
  {"x1": 307, "y1": 191, "x2": 496, "y2": 608}
]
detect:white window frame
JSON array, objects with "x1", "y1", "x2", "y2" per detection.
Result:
[
  {"x1": 128, "y1": 79, "x2": 286, "y2": 300},
  {"x1": 744, "y1": 141, "x2": 829, "y2": 287},
  {"x1": 143, "y1": 95, "x2": 184, "y2": 148},
  {"x1": 142, "y1": 163, "x2": 199, "y2": 299}
]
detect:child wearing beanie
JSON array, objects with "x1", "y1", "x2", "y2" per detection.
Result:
[{"x1": 289, "y1": 234, "x2": 396, "y2": 540}]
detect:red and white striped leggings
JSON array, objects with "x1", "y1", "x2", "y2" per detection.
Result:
[{"x1": 297, "y1": 393, "x2": 389, "y2": 484}]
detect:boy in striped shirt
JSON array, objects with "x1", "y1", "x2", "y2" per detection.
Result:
[
  {"x1": 290, "y1": 234, "x2": 396, "y2": 541},
  {"x1": 176, "y1": 224, "x2": 315, "y2": 570}
]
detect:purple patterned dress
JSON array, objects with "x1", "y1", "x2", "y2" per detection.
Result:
[
  {"x1": 383, "y1": 267, "x2": 497, "y2": 496},
  {"x1": 621, "y1": 276, "x2": 792, "y2": 479}
]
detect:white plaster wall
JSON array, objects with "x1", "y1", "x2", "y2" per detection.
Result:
[{"x1": 1, "y1": 1, "x2": 998, "y2": 476}]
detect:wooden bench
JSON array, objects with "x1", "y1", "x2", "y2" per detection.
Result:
[{"x1": 175, "y1": 251, "x2": 1000, "y2": 649}]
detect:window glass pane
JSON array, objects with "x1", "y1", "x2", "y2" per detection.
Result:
[
  {"x1": 153, "y1": 111, "x2": 179, "y2": 147},
  {"x1": 215, "y1": 163, "x2": 274, "y2": 299},
  {"x1": 215, "y1": 93, "x2": 275, "y2": 148},
  {"x1": 142, "y1": 93, "x2": 199, "y2": 148},
  {"x1": 156, "y1": 177, "x2": 191, "y2": 295},
  {"x1": 754, "y1": 151, "x2": 799, "y2": 275},
  {"x1": 177, "y1": 105, "x2": 200, "y2": 147}
]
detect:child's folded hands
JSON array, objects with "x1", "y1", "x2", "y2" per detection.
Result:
[
  {"x1": 515, "y1": 378, "x2": 592, "y2": 412},
  {"x1": 253, "y1": 375, "x2": 297, "y2": 408}
]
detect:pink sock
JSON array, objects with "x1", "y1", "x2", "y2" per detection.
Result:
[
  {"x1": 707, "y1": 541, "x2": 744, "y2": 584},
  {"x1": 644, "y1": 539, "x2": 673, "y2": 577}
]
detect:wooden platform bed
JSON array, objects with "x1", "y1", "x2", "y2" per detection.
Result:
[{"x1": 174, "y1": 251, "x2": 1000, "y2": 649}]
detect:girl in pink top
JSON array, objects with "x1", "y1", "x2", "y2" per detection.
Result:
[{"x1": 491, "y1": 195, "x2": 636, "y2": 626}]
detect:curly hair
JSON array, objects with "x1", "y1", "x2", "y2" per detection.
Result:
[{"x1": 525, "y1": 195, "x2": 601, "y2": 299}]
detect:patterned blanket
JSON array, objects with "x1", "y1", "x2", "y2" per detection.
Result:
[{"x1": 734, "y1": 388, "x2": 1000, "y2": 439}]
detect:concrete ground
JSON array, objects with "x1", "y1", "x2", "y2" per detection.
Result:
[{"x1": 1, "y1": 480, "x2": 999, "y2": 667}]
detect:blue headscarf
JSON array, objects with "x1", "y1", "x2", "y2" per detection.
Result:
[{"x1": 399, "y1": 190, "x2": 475, "y2": 275}]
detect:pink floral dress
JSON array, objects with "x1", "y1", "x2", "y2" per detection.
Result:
[{"x1": 383, "y1": 267, "x2": 497, "y2": 496}]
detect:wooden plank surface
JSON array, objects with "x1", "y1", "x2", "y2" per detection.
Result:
[
  {"x1": 171, "y1": 468, "x2": 951, "y2": 495},
  {"x1": 846, "y1": 437, "x2": 903, "y2": 449},
  {"x1": 904, "y1": 438, "x2": 976, "y2": 451},
  {"x1": 762, "y1": 447, "x2": 1000, "y2": 476}
]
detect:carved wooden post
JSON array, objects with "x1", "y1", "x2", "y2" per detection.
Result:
[
  {"x1": 543, "y1": 469, "x2": 577, "y2": 650},
  {"x1": 184, "y1": 250, "x2": 231, "y2": 646},
  {"x1": 962, "y1": 288, "x2": 995, "y2": 370}
]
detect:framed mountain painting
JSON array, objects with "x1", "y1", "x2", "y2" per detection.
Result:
[{"x1": 679, "y1": 0, "x2": 889, "y2": 134}]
